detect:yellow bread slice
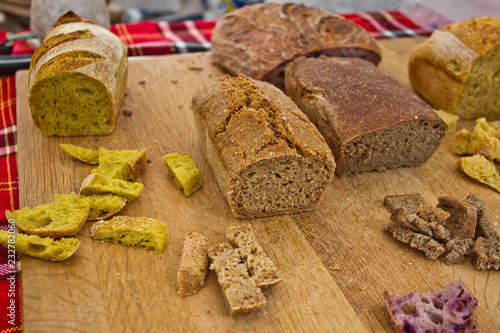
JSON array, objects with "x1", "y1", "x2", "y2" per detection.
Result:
[
  {"x1": 90, "y1": 216, "x2": 169, "y2": 253},
  {"x1": 60, "y1": 143, "x2": 99, "y2": 164},
  {"x1": 0, "y1": 230, "x2": 80, "y2": 261},
  {"x1": 6, "y1": 192, "x2": 90, "y2": 238},
  {"x1": 91, "y1": 162, "x2": 133, "y2": 180},
  {"x1": 79, "y1": 173, "x2": 143, "y2": 201},
  {"x1": 163, "y1": 152, "x2": 202, "y2": 197},
  {"x1": 98, "y1": 148, "x2": 147, "y2": 180},
  {"x1": 77, "y1": 193, "x2": 127, "y2": 220},
  {"x1": 457, "y1": 154, "x2": 500, "y2": 192}
]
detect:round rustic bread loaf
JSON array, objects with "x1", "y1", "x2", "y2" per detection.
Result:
[{"x1": 211, "y1": 3, "x2": 381, "y2": 90}]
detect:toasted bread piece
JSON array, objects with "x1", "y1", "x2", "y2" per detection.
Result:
[
  {"x1": 98, "y1": 148, "x2": 147, "y2": 180},
  {"x1": 90, "y1": 216, "x2": 169, "y2": 253},
  {"x1": 79, "y1": 173, "x2": 143, "y2": 202},
  {"x1": 6, "y1": 192, "x2": 90, "y2": 238},
  {"x1": 84, "y1": 193, "x2": 127, "y2": 220},
  {"x1": 60, "y1": 143, "x2": 99, "y2": 164},
  {"x1": 0, "y1": 230, "x2": 80, "y2": 261},
  {"x1": 226, "y1": 224, "x2": 280, "y2": 288},
  {"x1": 384, "y1": 194, "x2": 426, "y2": 214},
  {"x1": 472, "y1": 237, "x2": 500, "y2": 270},
  {"x1": 437, "y1": 196, "x2": 477, "y2": 238},
  {"x1": 163, "y1": 152, "x2": 202, "y2": 197},
  {"x1": 178, "y1": 232, "x2": 210, "y2": 296},
  {"x1": 208, "y1": 242, "x2": 266, "y2": 315}
]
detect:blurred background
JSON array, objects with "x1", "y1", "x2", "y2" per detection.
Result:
[{"x1": 0, "y1": 0, "x2": 498, "y2": 35}]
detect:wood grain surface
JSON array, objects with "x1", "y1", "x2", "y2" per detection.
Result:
[{"x1": 16, "y1": 37, "x2": 500, "y2": 332}]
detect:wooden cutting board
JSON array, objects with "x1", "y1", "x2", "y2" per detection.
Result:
[{"x1": 16, "y1": 37, "x2": 500, "y2": 332}]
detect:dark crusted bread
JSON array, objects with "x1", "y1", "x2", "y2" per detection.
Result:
[
  {"x1": 226, "y1": 224, "x2": 280, "y2": 288},
  {"x1": 285, "y1": 56, "x2": 447, "y2": 176},
  {"x1": 192, "y1": 74, "x2": 335, "y2": 219},
  {"x1": 437, "y1": 197, "x2": 477, "y2": 238},
  {"x1": 472, "y1": 237, "x2": 500, "y2": 270},
  {"x1": 211, "y1": 3, "x2": 381, "y2": 90},
  {"x1": 384, "y1": 279, "x2": 478, "y2": 333},
  {"x1": 384, "y1": 194, "x2": 426, "y2": 214},
  {"x1": 466, "y1": 192, "x2": 500, "y2": 241},
  {"x1": 390, "y1": 207, "x2": 450, "y2": 242}
]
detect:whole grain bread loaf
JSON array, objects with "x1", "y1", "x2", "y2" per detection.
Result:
[
  {"x1": 408, "y1": 17, "x2": 500, "y2": 119},
  {"x1": 285, "y1": 56, "x2": 447, "y2": 176},
  {"x1": 28, "y1": 11, "x2": 128, "y2": 136},
  {"x1": 192, "y1": 74, "x2": 335, "y2": 219},
  {"x1": 211, "y1": 3, "x2": 381, "y2": 90}
]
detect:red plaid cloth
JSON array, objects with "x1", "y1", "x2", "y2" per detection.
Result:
[{"x1": 0, "y1": 10, "x2": 430, "y2": 332}]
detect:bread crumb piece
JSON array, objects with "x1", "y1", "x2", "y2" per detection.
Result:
[
  {"x1": 359, "y1": 286, "x2": 366, "y2": 292},
  {"x1": 123, "y1": 110, "x2": 132, "y2": 117},
  {"x1": 138, "y1": 80, "x2": 146, "y2": 86}
]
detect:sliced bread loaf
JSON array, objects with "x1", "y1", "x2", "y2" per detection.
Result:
[
  {"x1": 28, "y1": 11, "x2": 128, "y2": 135},
  {"x1": 285, "y1": 56, "x2": 446, "y2": 176},
  {"x1": 192, "y1": 74, "x2": 335, "y2": 219}
]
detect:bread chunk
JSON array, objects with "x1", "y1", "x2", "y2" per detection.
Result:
[
  {"x1": 453, "y1": 118, "x2": 500, "y2": 160},
  {"x1": 92, "y1": 162, "x2": 132, "y2": 181},
  {"x1": 6, "y1": 192, "x2": 90, "y2": 238},
  {"x1": 409, "y1": 17, "x2": 500, "y2": 118},
  {"x1": 384, "y1": 279, "x2": 478, "y2": 333},
  {"x1": 472, "y1": 237, "x2": 500, "y2": 270},
  {"x1": 83, "y1": 193, "x2": 127, "y2": 220},
  {"x1": 390, "y1": 208, "x2": 450, "y2": 242},
  {"x1": 28, "y1": 11, "x2": 128, "y2": 135},
  {"x1": 178, "y1": 232, "x2": 210, "y2": 296},
  {"x1": 384, "y1": 222, "x2": 446, "y2": 259},
  {"x1": 285, "y1": 56, "x2": 446, "y2": 176},
  {"x1": 384, "y1": 194, "x2": 426, "y2": 214},
  {"x1": 466, "y1": 192, "x2": 500, "y2": 241},
  {"x1": 211, "y1": 3, "x2": 381, "y2": 90},
  {"x1": 96, "y1": 148, "x2": 147, "y2": 180},
  {"x1": 456, "y1": 154, "x2": 500, "y2": 192},
  {"x1": 443, "y1": 236, "x2": 475, "y2": 265},
  {"x1": 90, "y1": 216, "x2": 169, "y2": 253},
  {"x1": 163, "y1": 152, "x2": 203, "y2": 197},
  {"x1": 437, "y1": 196, "x2": 477, "y2": 238},
  {"x1": 79, "y1": 173, "x2": 144, "y2": 201},
  {"x1": 192, "y1": 74, "x2": 335, "y2": 219},
  {"x1": 0, "y1": 231, "x2": 80, "y2": 261},
  {"x1": 208, "y1": 242, "x2": 266, "y2": 315},
  {"x1": 226, "y1": 224, "x2": 280, "y2": 288},
  {"x1": 60, "y1": 143, "x2": 99, "y2": 164}
]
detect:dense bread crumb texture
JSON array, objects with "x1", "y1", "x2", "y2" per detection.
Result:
[
  {"x1": 28, "y1": 11, "x2": 128, "y2": 136},
  {"x1": 285, "y1": 56, "x2": 447, "y2": 177},
  {"x1": 384, "y1": 279, "x2": 478, "y2": 333},
  {"x1": 163, "y1": 152, "x2": 203, "y2": 197},
  {"x1": 226, "y1": 224, "x2": 281, "y2": 288},
  {"x1": 178, "y1": 232, "x2": 210, "y2": 296},
  {"x1": 90, "y1": 216, "x2": 169, "y2": 253},
  {"x1": 211, "y1": 3, "x2": 381, "y2": 90},
  {"x1": 408, "y1": 17, "x2": 500, "y2": 118},
  {"x1": 0, "y1": 230, "x2": 80, "y2": 261},
  {"x1": 453, "y1": 118, "x2": 500, "y2": 161},
  {"x1": 6, "y1": 192, "x2": 90, "y2": 238},
  {"x1": 192, "y1": 74, "x2": 335, "y2": 219},
  {"x1": 383, "y1": 192, "x2": 500, "y2": 269},
  {"x1": 208, "y1": 242, "x2": 266, "y2": 315}
]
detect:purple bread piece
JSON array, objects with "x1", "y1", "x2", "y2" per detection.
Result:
[{"x1": 384, "y1": 279, "x2": 478, "y2": 333}]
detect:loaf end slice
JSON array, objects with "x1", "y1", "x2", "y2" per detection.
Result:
[
  {"x1": 384, "y1": 279, "x2": 478, "y2": 333},
  {"x1": 178, "y1": 232, "x2": 210, "y2": 296},
  {"x1": 226, "y1": 224, "x2": 281, "y2": 288},
  {"x1": 208, "y1": 242, "x2": 266, "y2": 315},
  {"x1": 0, "y1": 231, "x2": 80, "y2": 261}
]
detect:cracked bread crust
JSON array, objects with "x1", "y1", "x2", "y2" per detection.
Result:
[
  {"x1": 211, "y1": 3, "x2": 381, "y2": 90},
  {"x1": 285, "y1": 56, "x2": 447, "y2": 176},
  {"x1": 192, "y1": 74, "x2": 335, "y2": 219}
]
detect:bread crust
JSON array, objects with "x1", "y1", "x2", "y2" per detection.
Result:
[
  {"x1": 192, "y1": 74, "x2": 335, "y2": 219},
  {"x1": 211, "y1": 3, "x2": 381, "y2": 90}
]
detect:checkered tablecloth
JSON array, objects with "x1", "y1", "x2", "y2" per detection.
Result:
[{"x1": 0, "y1": 10, "x2": 430, "y2": 332}]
